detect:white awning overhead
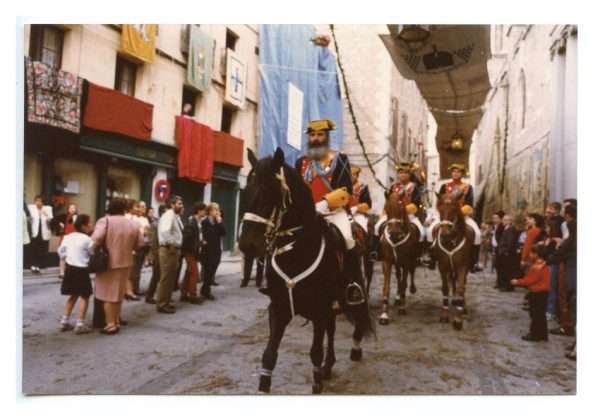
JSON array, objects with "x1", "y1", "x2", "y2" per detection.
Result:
[{"x1": 380, "y1": 24, "x2": 492, "y2": 177}]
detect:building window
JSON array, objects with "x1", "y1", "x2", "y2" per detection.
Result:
[
  {"x1": 221, "y1": 105, "x2": 234, "y2": 133},
  {"x1": 226, "y1": 29, "x2": 238, "y2": 52},
  {"x1": 518, "y1": 69, "x2": 526, "y2": 130},
  {"x1": 115, "y1": 56, "x2": 137, "y2": 96},
  {"x1": 182, "y1": 88, "x2": 198, "y2": 116},
  {"x1": 29, "y1": 25, "x2": 64, "y2": 68}
]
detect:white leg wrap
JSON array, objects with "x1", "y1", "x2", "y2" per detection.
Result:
[
  {"x1": 324, "y1": 208, "x2": 355, "y2": 249},
  {"x1": 374, "y1": 214, "x2": 388, "y2": 236},
  {"x1": 465, "y1": 217, "x2": 482, "y2": 244},
  {"x1": 352, "y1": 339, "x2": 362, "y2": 350},
  {"x1": 409, "y1": 214, "x2": 425, "y2": 242},
  {"x1": 427, "y1": 219, "x2": 439, "y2": 242}
]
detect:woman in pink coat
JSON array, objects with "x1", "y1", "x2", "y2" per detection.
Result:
[{"x1": 91, "y1": 198, "x2": 144, "y2": 335}]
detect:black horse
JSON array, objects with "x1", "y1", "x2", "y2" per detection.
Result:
[{"x1": 238, "y1": 148, "x2": 374, "y2": 394}]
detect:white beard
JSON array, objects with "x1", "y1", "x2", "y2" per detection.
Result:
[{"x1": 306, "y1": 144, "x2": 328, "y2": 159}]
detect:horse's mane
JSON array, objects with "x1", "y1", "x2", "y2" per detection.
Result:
[{"x1": 253, "y1": 156, "x2": 316, "y2": 221}]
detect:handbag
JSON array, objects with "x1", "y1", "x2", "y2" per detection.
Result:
[{"x1": 88, "y1": 217, "x2": 110, "y2": 273}]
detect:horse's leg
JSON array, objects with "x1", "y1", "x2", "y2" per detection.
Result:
[
  {"x1": 322, "y1": 312, "x2": 336, "y2": 380},
  {"x1": 310, "y1": 319, "x2": 326, "y2": 394},
  {"x1": 409, "y1": 247, "x2": 417, "y2": 294},
  {"x1": 259, "y1": 304, "x2": 291, "y2": 393},
  {"x1": 440, "y1": 267, "x2": 450, "y2": 324},
  {"x1": 350, "y1": 325, "x2": 364, "y2": 361},
  {"x1": 396, "y1": 262, "x2": 407, "y2": 315},
  {"x1": 379, "y1": 257, "x2": 392, "y2": 325},
  {"x1": 452, "y1": 267, "x2": 467, "y2": 330}
]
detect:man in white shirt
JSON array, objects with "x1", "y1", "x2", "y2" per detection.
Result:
[
  {"x1": 156, "y1": 195, "x2": 184, "y2": 313},
  {"x1": 28, "y1": 195, "x2": 53, "y2": 273}
]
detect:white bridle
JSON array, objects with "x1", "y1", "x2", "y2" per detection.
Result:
[
  {"x1": 242, "y1": 167, "x2": 293, "y2": 250},
  {"x1": 242, "y1": 167, "x2": 322, "y2": 317},
  {"x1": 382, "y1": 218, "x2": 412, "y2": 264},
  {"x1": 432, "y1": 219, "x2": 466, "y2": 274}
]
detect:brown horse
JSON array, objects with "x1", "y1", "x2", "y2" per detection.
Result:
[
  {"x1": 378, "y1": 192, "x2": 420, "y2": 325},
  {"x1": 351, "y1": 213, "x2": 375, "y2": 298},
  {"x1": 431, "y1": 192, "x2": 474, "y2": 330}
]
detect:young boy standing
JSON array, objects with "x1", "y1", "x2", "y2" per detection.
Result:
[
  {"x1": 511, "y1": 245, "x2": 551, "y2": 342},
  {"x1": 57, "y1": 214, "x2": 94, "y2": 334}
]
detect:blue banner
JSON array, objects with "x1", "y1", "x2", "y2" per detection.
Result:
[{"x1": 258, "y1": 25, "x2": 344, "y2": 166}]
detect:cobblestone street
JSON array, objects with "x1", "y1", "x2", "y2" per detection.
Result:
[{"x1": 22, "y1": 257, "x2": 575, "y2": 396}]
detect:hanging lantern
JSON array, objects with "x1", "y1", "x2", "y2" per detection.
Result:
[{"x1": 450, "y1": 131, "x2": 464, "y2": 151}]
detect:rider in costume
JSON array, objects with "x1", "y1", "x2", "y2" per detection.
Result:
[
  {"x1": 294, "y1": 119, "x2": 365, "y2": 305},
  {"x1": 426, "y1": 163, "x2": 482, "y2": 272},
  {"x1": 371, "y1": 162, "x2": 426, "y2": 260}
]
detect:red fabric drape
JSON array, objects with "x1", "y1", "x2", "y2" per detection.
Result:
[
  {"x1": 176, "y1": 116, "x2": 214, "y2": 183},
  {"x1": 83, "y1": 82, "x2": 153, "y2": 140},
  {"x1": 212, "y1": 131, "x2": 244, "y2": 167}
]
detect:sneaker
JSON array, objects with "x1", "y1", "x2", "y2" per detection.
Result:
[
  {"x1": 58, "y1": 323, "x2": 74, "y2": 332},
  {"x1": 74, "y1": 325, "x2": 93, "y2": 335}
]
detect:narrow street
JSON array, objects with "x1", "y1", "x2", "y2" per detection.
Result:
[{"x1": 22, "y1": 257, "x2": 575, "y2": 395}]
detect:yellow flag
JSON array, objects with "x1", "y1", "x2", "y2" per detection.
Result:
[{"x1": 121, "y1": 24, "x2": 157, "y2": 63}]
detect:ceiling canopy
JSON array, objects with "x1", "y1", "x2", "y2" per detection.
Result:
[{"x1": 380, "y1": 24, "x2": 492, "y2": 178}]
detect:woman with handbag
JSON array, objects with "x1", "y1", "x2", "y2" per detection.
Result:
[{"x1": 91, "y1": 198, "x2": 145, "y2": 335}]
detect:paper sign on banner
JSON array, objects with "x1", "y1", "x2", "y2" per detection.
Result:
[{"x1": 287, "y1": 83, "x2": 304, "y2": 150}]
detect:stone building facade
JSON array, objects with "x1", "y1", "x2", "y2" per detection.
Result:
[
  {"x1": 472, "y1": 25, "x2": 577, "y2": 220},
  {"x1": 22, "y1": 24, "x2": 260, "y2": 256},
  {"x1": 322, "y1": 24, "x2": 431, "y2": 214}
]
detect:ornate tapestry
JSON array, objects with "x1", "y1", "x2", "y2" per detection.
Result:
[{"x1": 26, "y1": 57, "x2": 84, "y2": 133}]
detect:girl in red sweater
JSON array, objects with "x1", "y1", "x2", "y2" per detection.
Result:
[{"x1": 511, "y1": 245, "x2": 550, "y2": 342}]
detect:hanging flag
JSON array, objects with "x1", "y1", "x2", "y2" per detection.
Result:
[
  {"x1": 121, "y1": 24, "x2": 157, "y2": 63},
  {"x1": 186, "y1": 26, "x2": 213, "y2": 92},
  {"x1": 225, "y1": 49, "x2": 247, "y2": 109}
]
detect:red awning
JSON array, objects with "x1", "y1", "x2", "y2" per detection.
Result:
[
  {"x1": 175, "y1": 116, "x2": 214, "y2": 183},
  {"x1": 83, "y1": 82, "x2": 153, "y2": 141},
  {"x1": 212, "y1": 131, "x2": 244, "y2": 168}
]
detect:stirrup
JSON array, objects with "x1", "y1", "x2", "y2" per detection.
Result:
[{"x1": 345, "y1": 282, "x2": 365, "y2": 305}]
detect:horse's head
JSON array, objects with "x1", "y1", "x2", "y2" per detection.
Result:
[
  {"x1": 239, "y1": 147, "x2": 300, "y2": 258},
  {"x1": 435, "y1": 191, "x2": 465, "y2": 237},
  {"x1": 384, "y1": 191, "x2": 408, "y2": 241}
]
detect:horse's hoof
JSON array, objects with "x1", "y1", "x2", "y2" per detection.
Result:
[
  {"x1": 312, "y1": 384, "x2": 323, "y2": 394},
  {"x1": 410, "y1": 285, "x2": 417, "y2": 294},
  {"x1": 453, "y1": 320, "x2": 463, "y2": 330},
  {"x1": 350, "y1": 348, "x2": 363, "y2": 362},
  {"x1": 258, "y1": 375, "x2": 271, "y2": 393},
  {"x1": 322, "y1": 368, "x2": 332, "y2": 381},
  {"x1": 379, "y1": 317, "x2": 389, "y2": 326},
  {"x1": 398, "y1": 308, "x2": 406, "y2": 316}
]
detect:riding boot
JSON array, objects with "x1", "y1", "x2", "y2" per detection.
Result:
[
  {"x1": 344, "y1": 248, "x2": 366, "y2": 305},
  {"x1": 427, "y1": 242, "x2": 436, "y2": 270},
  {"x1": 255, "y1": 258, "x2": 264, "y2": 288},
  {"x1": 368, "y1": 239, "x2": 380, "y2": 262},
  {"x1": 470, "y1": 245, "x2": 482, "y2": 273}
]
